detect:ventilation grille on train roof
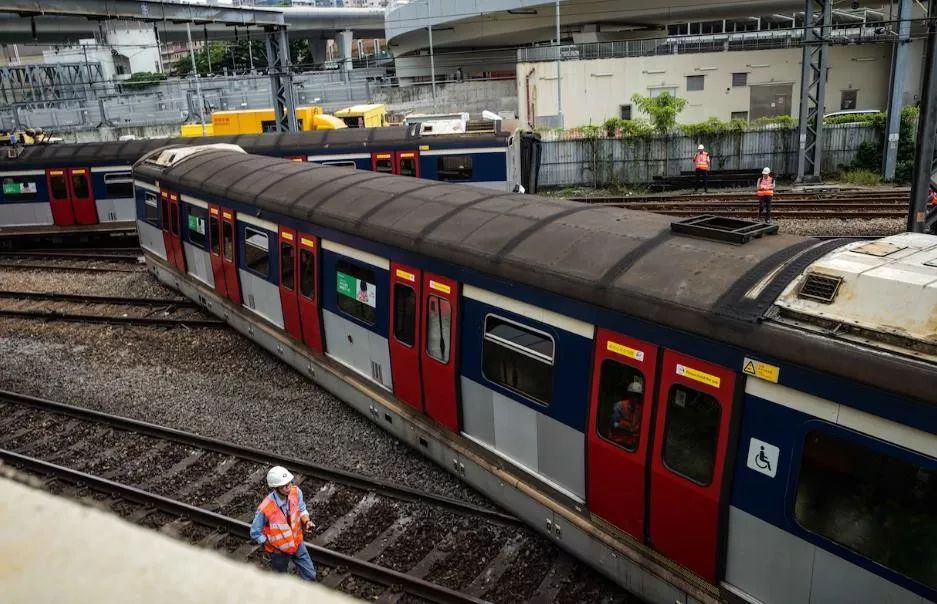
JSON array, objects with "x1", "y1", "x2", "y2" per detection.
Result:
[{"x1": 798, "y1": 272, "x2": 843, "y2": 303}]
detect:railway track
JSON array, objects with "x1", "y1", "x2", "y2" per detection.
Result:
[
  {"x1": 0, "y1": 290, "x2": 224, "y2": 327},
  {"x1": 0, "y1": 249, "x2": 142, "y2": 262},
  {"x1": 569, "y1": 188, "x2": 911, "y2": 205},
  {"x1": 0, "y1": 390, "x2": 616, "y2": 603}
]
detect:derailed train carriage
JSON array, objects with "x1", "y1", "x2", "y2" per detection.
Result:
[{"x1": 133, "y1": 144, "x2": 937, "y2": 604}]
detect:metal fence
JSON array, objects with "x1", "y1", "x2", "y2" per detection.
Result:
[{"x1": 539, "y1": 124, "x2": 882, "y2": 187}]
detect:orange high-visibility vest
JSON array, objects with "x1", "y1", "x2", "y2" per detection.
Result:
[
  {"x1": 694, "y1": 152, "x2": 710, "y2": 171},
  {"x1": 258, "y1": 485, "x2": 304, "y2": 554},
  {"x1": 929, "y1": 189, "x2": 937, "y2": 207},
  {"x1": 757, "y1": 175, "x2": 775, "y2": 197}
]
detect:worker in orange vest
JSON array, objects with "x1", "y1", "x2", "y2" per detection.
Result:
[
  {"x1": 250, "y1": 466, "x2": 317, "y2": 581},
  {"x1": 756, "y1": 167, "x2": 775, "y2": 222},
  {"x1": 693, "y1": 144, "x2": 711, "y2": 193},
  {"x1": 928, "y1": 186, "x2": 936, "y2": 207}
]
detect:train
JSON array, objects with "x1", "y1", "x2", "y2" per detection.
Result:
[
  {"x1": 132, "y1": 144, "x2": 937, "y2": 604},
  {"x1": 0, "y1": 125, "x2": 540, "y2": 243}
]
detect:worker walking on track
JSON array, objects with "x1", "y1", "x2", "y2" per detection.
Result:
[
  {"x1": 250, "y1": 466, "x2": 317, "y2": 581},
  {"x1": 693, "y1": 144, "x2": 711, "y2": 193},
  {"x1": 756, "y1": 167, "x2": 775, "y2": 222}
]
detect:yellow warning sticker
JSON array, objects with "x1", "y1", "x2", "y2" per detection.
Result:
[
  {"x1": 742, "y1": 357, "x2": 780, "y2": 383},
  {"x1": 429, "y1": 280, "x2": 451, "y2": 294},
  {"x1": 606, "y1": 341, "x2": 645, "y2": 362},
  {"x1": 300, "y1": 237, "x2": 315, "y2": 249},
  {"x1": 395, "y1": 268, "x2": 416, "y2": 282},
  {"x1": 419, "y1": 145, "x2": 429, "y2": 151},
  {"x1": 281, "y1": 231, "x2": 294, "y2": 241},
  {"x1": 676, "y1": 364, "x2": 721, "y2": 389}
]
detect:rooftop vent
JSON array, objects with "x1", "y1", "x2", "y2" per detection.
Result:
[
  {"x1": 798, "y1": 272, "x2": 843, "y2": 303},
  {"x1": 670, "y1": 215, "x2": 778, "y2": 244}
]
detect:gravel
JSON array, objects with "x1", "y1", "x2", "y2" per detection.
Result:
[
  {"x1": 774, "y1": 217, "x2": 904, "y2": 237},
  {"x1": 0, "y1": 265, "x2": 174, "y2": 298}
]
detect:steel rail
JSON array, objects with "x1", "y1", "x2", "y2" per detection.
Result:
[
  {"x1": 0, "y1": 449, "x2": 486, "y2": 604},
  {"x1": 0, "y1": 308, "x2": 225, "y2": 327},
  {"x1": 0, "y1": 262, "x2": 142, "y2": 273},
  {"x1": 0, "y1": 290, "x2": 195, "y2": 307},
  {"x1": 0, "y1": 389, "x2": 520, "y2": 526},
  {"x1": 0, "y1": 251, "x2": 141, "y2": 262}
]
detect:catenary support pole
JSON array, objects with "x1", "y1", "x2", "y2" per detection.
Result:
[
  {"x1": 883, "y1": 0, "x2": 910, "y2": 181},
  {"x1": 186, "y1": 22, "x2": 207, "y2": 136},
  {"x1": 908, "y1": 0, "x2": 937, "y2": 232}
]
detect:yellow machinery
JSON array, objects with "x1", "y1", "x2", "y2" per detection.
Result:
[
  {"x1": 333, "y1": 104, "x2": 387, "y2": 128},
  {"x1": 181, "y1": 106, "x2": 345, "y2": 137},
  {"x1": 180, "y1": 123, "x2": 214, "y2": 137}
]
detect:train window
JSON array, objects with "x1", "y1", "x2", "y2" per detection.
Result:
[
  {"x1": 595, "y1": 360, "x2": 646, "y2": 452},
  {"x1": 244, "y1": 227, "x2": 269, "y2": 278},
  {"x1": 374, "y1": 156, "x2": 393, "y2": 174},
  {"x1": 49, "y1": 172, "x2": 68, "y2": 200},
  {"x1": 2, "y1": 176, "x2": 38, "y2": 202},
  {"x1": 399, "y1": 156, "x2": 417, "y2": 177},
  {"x1": 70, "y1": 171, "x2": 90, "y2": 198},
  {"x1": 160, "y1": 197, "x2": 170, "y2": 231},
  {"x1": 222, "y1": 220, "x2": 234, "y2": 261},
  {"x1": 103, "y1": 172, "x2": 133, "y2": 198},
  {"x1": 280, "y1": 240, "x2": 295, "y2": 291},
  {"x1": 321, "y1": 161, "x2": 356, "y2": 168},
  {"x1": 186, "y1": 206, "x2": 208, "y2": 248},
  {"x1": 336, "y1": 259, "x2": 376, "y2": 325},
  {"x1": 393, "y1": 284, "x2": 416, "y2": 347},
  {"x1": 481, "y1": 315, "x2": 553, "y2": 404},
  {"x1": 795, "y1": 431, "x2": 937, "y2": 590},
  {"x1": 169, "y1": 202, "x2": 180, "y2": 236},
  {"x1": 144, "y1": 193, "x2": 159, "y2": 226},
  {"x1": 209, "y1": 216, "x2": 220, "y2": 255},
  {"x1": 299, "y1": 248, "x2": 315, "y2": 299},
  {"x1": 425, "y1": 295, "x2": 451, "y2": 363},
  {"x1": 661, "y1": 385, "x2": 721, "y2": 485},
  {"x1": 437, "y1": 155, "x2": 473, "y2": 181}
]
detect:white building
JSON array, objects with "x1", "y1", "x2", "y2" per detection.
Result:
[{"x1": 42, "y1": 21, "x2": 160, "y2": 80}]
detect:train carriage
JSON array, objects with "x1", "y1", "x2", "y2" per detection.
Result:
[{"x1": 133, "y1": 145, "x2": 937, "y2": 604}]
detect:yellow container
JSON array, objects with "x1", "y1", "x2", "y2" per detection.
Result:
[
  {"x1": 180, "y1": 122, "x2": 214, "y2": 137},
  {"x1": 333, "y1": 104, "x2": 387, "y2": 128},
  {"x1": 209, "y1": 106, "x2": 345, "y2": 135}
]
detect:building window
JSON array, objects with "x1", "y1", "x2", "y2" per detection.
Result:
[
  {"x1": 619, "y1": 105, "x2": 632, "y2": 120},
  {"x1": 649, "y1": 86, "x2": 677, "y2": 98},
  {"x1": 393, "y1": 284, "x2": 416, "y2": 347},
  {"x1": 104, "y1": 172, "x2": 133, "y2": 198},
  {"x1": 595, "y1": 359, "x2": 645, "y2": 452},
  {"x1": 731, "y1": 72, "x2": 748, "y2": 87},
  {"x1": 299, "y1": 248, "x2": 315, "y2": 300},
  {"x1": 280, "y1": 241, "x2": 295, "y2": 291},
  {"x1": 425, "y1": 295, "x2": 452, "y2": 363},
  {"x1": 437, "y1": 155, "x2": 473, "y2": 181},
  {"x1": 661, "y1": 385, "x2": 721, "y2": 485},
  {"x1": 144, "y1": 192, "x2": 159, "y2": 226},
  {"x1": 244, "y1": 226, "x2": 269, "y2": 278},
  {"x1": 841, "y1": 89, "x2": 858, "y2": 111},
  {"x1": 186, "y1": 206, "x2": 208, "y2": 248},
  {"x1": 2, "y1": 176, "x2": 38, "y2": 202},
  {"x1": 686, "y1": 75, "x2": 705, "y2": 92},
  {"x1": 731, "y1": 111, "x2": 749, "y2": 122},
  {"x1": 336, "y1": 259, "x2": 376, "y2": 325},
  {"x1": 795, "y1": 431, "x2": 937, "y2": 590},
  {"x1": 481, "y1": 315, "x2": 554, "y2": 405}
]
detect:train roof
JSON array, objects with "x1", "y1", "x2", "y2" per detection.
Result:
[
  {"x1": 135, "y1": 149, "x2": 937, "y2": 402},
  {"x1": 1, "y1": 126, "x2": 510, "y2": 168}
]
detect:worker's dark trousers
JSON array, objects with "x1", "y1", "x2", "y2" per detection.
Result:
[
  {"x1": 758, "y1": 195, "x2": 773, "y2": 222},
  {"x1": 694, "y1": 169, "x2": 708, "y2": 192},
  {"x1": 269, "y1": 543, "x2": 317, "y2": 581}
]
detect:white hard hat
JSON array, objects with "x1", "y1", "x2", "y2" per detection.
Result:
[
  {"x1": 627, "y1": 380, "x2": 643, "y2": 395},
  {"x1": 762, "y1": 167, "x2": 771, "y2": 175},
  {"x1": 698, "y1": 144, "x2": 705, "y2": 150},
  {"x1": 266, "y1": 466, "x2": 294, "y2": 488}
]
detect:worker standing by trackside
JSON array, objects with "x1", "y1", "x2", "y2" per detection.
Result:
[
  {"x1": 250, "y1": 466, "x2": 317, "y2": 581},
  {"x1": 693, "y1": 144, "x2": 711, "y2": 193},
  {"x1": 756, "y1": 167, "x2": 775, "y2": 222}
]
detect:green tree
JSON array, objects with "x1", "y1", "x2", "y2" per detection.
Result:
[
  {"x1": 630, "y1": 92, "x2": 687, "y2": 134},
  {"x1": 172, "y1": 39, "x2": 317, "y2": 76}
]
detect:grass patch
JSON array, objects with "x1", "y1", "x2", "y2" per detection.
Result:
[{"x1": 841, "y1": 169, "x2": 882, "y2": 186}]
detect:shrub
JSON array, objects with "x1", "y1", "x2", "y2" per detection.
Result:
[
  {"x1": 752, "y1": 115, "x2": 796, "y2": 130},
  {"x1": 842, "y1": 169, "x2": 882, "y2": 186},
  {"x1": 680, "y1": 117, "x2": 728, "y2": 137},
  {"x1": 631, "y1": 92, "x2": 687, "y2": 134},
  {"x1": 824, "y1": 111, "x2": 885, "y2": 127},
  {"x1": 122, "y1": 71, "x2": 167, "y2": 89}
]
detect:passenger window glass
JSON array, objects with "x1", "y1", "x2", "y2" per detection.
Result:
[
  {"x1": 595, "y1": 360, "x2": 645, "y2": 452},
  {"x1": 399, "y1": 157, "x2": 416, "y2": 177},
  {"x1": 336, "y1": 259, "x2": 376, "y2": 325},
  {"x1": 104, "y1": 172, "x2": 133, "y2": 198},
  {"x1": 186, "y1": 206, "x2": 208, "y2": 248},
  {"x1": 299, "y1": 248, "x2": 315, "y2": 299},
  {"x1": 244, "y1": 226, "x2": 269, "y2": 278},
  {"x1": 2, "y1": 177, "x2": 38, "y2": 202},
  {"x1": 144, "y1": 193, "x2": 159, "y2": 226},
  {"x1": 70, "y1": 172, "x2": 90, "y2": 198},
  {"x1": 222, "y1": 220, "x2": 234, "y2": 261},
  {"x1": 425, "y1": 295, "x2": 451, "y2": 363},
  {"x1": 169, "y1": 203, "x2": 179, "y2": 236},
  {"x1": 662, "y1": 385, "x2": 720, "y2": 485},
  {"x1": 437, "y1": 155, "x2": 473, "y2": 181},
  {"x1": 49, "y1": 173, "x2": 68, "y2": 200},
  {"x1": 481, "y1": 315, "x2": 553, "y2": 404},
  {"x1": 795, "y1": 431, "x2": 937, "y2": 590},
  {"x1": 280, "y1": 240, "x2": 295, "y2": 290},
  {"x1": 374, "y1": 156, "x2": 393, "y2": 173},
  {"x1": 393, "y1": 284, "x2": 416, "y2": 346},
  {"x1": 209, "y1": 216, "x2": 220, "y2": 255},
  {"x1": 160, "y1": 197, "x2": 170, "y2": 230}
]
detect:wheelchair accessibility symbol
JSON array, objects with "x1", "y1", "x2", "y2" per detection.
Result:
[{"x1": 746, "y1": 437, "x2": 780, "y2": 478}]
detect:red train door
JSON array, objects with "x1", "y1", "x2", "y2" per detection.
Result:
[
  {"x1": 220, "y1": 209, "x2": 241, "y2": 305},
  {"x1": 586, "y1": 329, "x2": 658, "y2": 541},
  {"x1": 46, "y1": 169, "x2": 75, "y2": 226},
  {"x1": 371, "y1": 152, "x2": 395, "y2": 174},
  {"x1": 420, "y1": 273, "x2": 459, "y2": 431},
  {"x1": 388, "y1": 262, "x2": 423, "y2": 411},
  {"x1": 208, "y1": 206, "x2": 228, "y2": 298},
  {"x1": 296, "y1": 233, "x2": 322, "y2": 352},
  {"x1": 278, "y1": 227, "x2": 302, "y2": 340},
  {"x1": 396, "y1": 151, "x2": 420, "y2": 178},
  {"x1": 648, "y1": 350, "x2": 736, "y2": 583},
  {"x1": 159, "y1": 190, "x2": 175, "y2": 267},
  {"x1": 167, "y1": 193, "x2": 185, "y2": 273},
  {"x1": 67, "y1": 168, "x2": 97, "y2": 225}
]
